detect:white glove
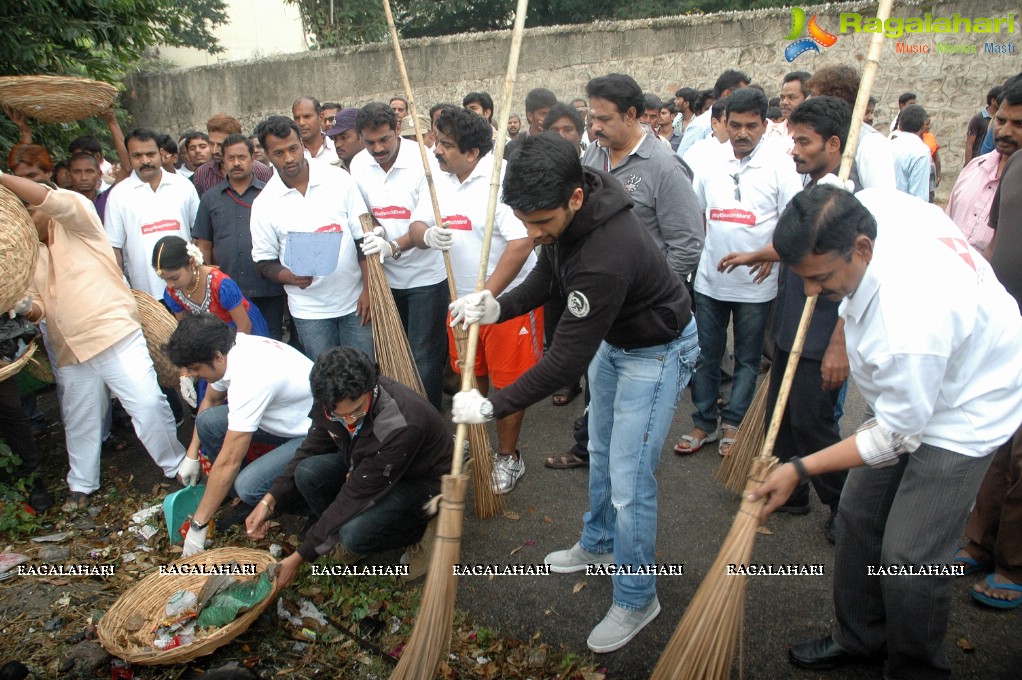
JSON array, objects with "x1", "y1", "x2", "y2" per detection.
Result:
[
  {"x1": 179, "y1": 375, "x2": 198, "y2": 408},
  {"x1": 816, "y1": 173, "x2": 854, "y2": 192},
  {"x1": 452, "y1": 388, "x2": 493, "y2": 424},
  {"x1": 360, "y1": 226, "x2": 394, "y2": 262},
  {"x1": 177, "y1": 455, "x2": 202, "y2": 486},
  {"x1": 423, "y1": 225, "x2": 454, "y2": 251},
  {"x1": 7, "y1": 294, "x2": 32, "y2": 318},
  {"x1": 449, "y1": 291, "x2": 500, "y2": 330},
  {"x1": 182, "y1": 523, "x2": 208, "y2": 557}
]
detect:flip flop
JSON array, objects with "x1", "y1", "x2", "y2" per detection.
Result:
[
  {"x1": 970, "y1": 573, "x2": 1022, "y2": 609},
  {"x1": 544, "y1": 452, "x2": 589, "y2": 469},
  {"x1": 552, "y1": 383, "x2": 583, "y2": 406},
  {"x1": 953, "y1": 550, "x2": 991, "y2": 577},
  {"x1": 674, "y1": 429, "x2": 720, "y2": 455}
]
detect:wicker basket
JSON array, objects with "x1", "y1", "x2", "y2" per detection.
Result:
[
  {"x1": 0, "y1": 341, "x2": 36, "y2": 383},
  {"x1": 0, "y1": 75, "x2": 118, "y2": 123},
  {"x1": 131, "y1": 289, "x2": 180, "y2": 388},
  {"x1": 97, "y1": 547, "x2": 279, "y2": 665},
  {"x1": 0, "y1": 185, "x2": 39, "y2": 314},
  {"x1": 20, "y1": 344, "x2": 54, "y2": 384}
]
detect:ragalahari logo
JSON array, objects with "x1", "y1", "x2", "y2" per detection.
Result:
[{"x1": 784, "y1": 7, "x2": 838, "y2": 61}]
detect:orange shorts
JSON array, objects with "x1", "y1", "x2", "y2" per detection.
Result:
[{"x1": 448, "y1": 308, "x2": 544, "y2": 389}]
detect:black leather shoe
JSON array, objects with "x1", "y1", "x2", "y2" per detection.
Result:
[
  {"x1": 774, "y1": 501, "x2": 811, "y2": 516},
  {"x1": 789, "y1": 636, "x2": 875, "y2": 670}
]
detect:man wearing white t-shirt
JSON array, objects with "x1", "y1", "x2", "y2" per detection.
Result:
[
  {"x1": 250, "y1": 116, "x2": 374, "y2": 361},
  {"x1": 352, "y1": 103, "x2": 448, "y2": 410},
  {"x1": 753, "y1": 186, "x2": 1022, "y2": 676},
  {"x1": 408, "y1": 108, "x2": 540, "y2": 494},
  {"x1": 104, "y1": 128, "x2": 199, "y2": 297},
  {"x1": 165, "y1": 314, "x2": 315, "y2": 556},
  {"x1": 677, "y1": 88, "x2": 802, "y2": 457}
]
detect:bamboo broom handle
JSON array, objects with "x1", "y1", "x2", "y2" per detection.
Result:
[
  {"x1": 758, "y1": 0, "x2": 893, "y2": 461},
  {"x1": 452, "y1": 0, "x2": 530, "y2": 478},
  {"x1": 381, "y1": 0, "x2": 458, "y2": 301}
]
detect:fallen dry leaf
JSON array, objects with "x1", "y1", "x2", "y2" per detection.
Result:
[
  {"x1": 510, "y1": 545, "x2": 524, "y2": 556},
  {"x1": 956, "y1": 638, "x2": 974, "y2": 652},
  {"x1": 543, "y1": 516, "x2": 553, "y2": 524},
  {"x1": 504, "y1": 510, "x2": 520, "y2": 521},
  {"x1": 572, "y1": 582, "x2": 586, "y2": 594},
  {"x1": 756, "y1": 526, "x2": 774, "y2": 535}
]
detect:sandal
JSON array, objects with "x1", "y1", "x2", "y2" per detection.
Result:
[
  {"x1": 544, "y1": 452, "x2": 589, "y2": 469},
  {"x1": 674, "y1": 428, "x2": 720, "y2": 455},
  {"x1": 718, "y1": 425, "x2": 739, "y2": 457},
  {"x1": 552, "y1": 382, "x2": 583, "y2": 406},
  {"x1": 970, "y1": 572, "x2": 1022, "y2": 609},
  {"x1": 61, "y1": 491, "x2": 90, "y2": 514},
  {"x1": 954, "y1": 549, "x2": 991, "y2": 577}
]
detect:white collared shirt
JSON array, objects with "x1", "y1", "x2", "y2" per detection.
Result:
[
  {"x1": 410, "y1": 152, "x2": 535, "y2": 298},
  {"x1": 692, "y1": 139, "x2": 803, "y2": 302},
  {"x1": 210, "y1": 334, "x2": 314, "y2": 438},
  {"x1": 843, "y1": 189, "x2": 1022, "y2": 457},
  {"x1": 250, "y1": 160, "x2": 369, "y2": 319},
  {"x1": 350, "y1": 139, "x2": 446, "y2": 289},
  {"x1": 303, "y1": 134, "x2": 336, "y2": 161},
  {"x1": 104, "y1": 169, "x2": 199, "y2": 297}
]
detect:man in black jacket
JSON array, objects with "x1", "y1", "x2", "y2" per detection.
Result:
[
  {"x1": 450, "y1": 133, "x2": 699, "y2": 654},
  {"x1": 245, "y1": 347, "x2": 452, "y2": 586}
]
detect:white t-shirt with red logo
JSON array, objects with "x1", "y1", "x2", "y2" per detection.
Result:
[
  {"x1": 692, "y1": 139, "x2": 802, "y2": 303},
  {"x1": 104, "y1": 169, "x2": 199, "y2": 297},
  {"x1": 250, "y1": 161, "x2": 369, "y2": 319},
  {"x1": 410, "y1": 151, "x2": 535, "y2": 298},
  {"x1": 350, "y1": 139, "x2": 446, "y2": 290}
]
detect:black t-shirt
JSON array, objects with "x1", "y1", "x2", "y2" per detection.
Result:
[
  {"x1": 967, "y1": 112, "x2": 990, "y2": 159},
  {"x1": 988, "y1": 151, "x2": 1022, "y2": 311}
]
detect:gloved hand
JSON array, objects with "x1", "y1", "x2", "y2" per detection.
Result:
[
  {"x1": 452, "y1": 388, "x2": 493, "y2": 424},
  {"x1": 179, "y1": 375, "x2": 198, "y2": 408},
  {"x1": 7, "y1": 294, "x2": 32, "y2": 318},
  {"x1": 449, "y1": 291, "x2": 500, "y2": 329},
  {"x1": 182, "y1": 523, "x2": 208, "y2": 557},
  {"x1": 361, "y1": 226, "x2": 394, "y2": 262},
  {"x1": 817, "y1": 174, "x2": 854, "y2": 192},
  {"x1": 177, "y1": 455, "x2": 202, "y2": 486},
  {"x1": 423, "y1": 223, "x2": 454, "y2": 251}
]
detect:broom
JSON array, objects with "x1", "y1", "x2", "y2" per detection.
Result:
[
  {"x1": 388, "y1": 0, "x2": 530, "y2": 677},
  {"x1": 359, "y1": 213, "x2": 428, "y2": 398},
  {"x1": 713, "y1": 375, "x2": 769, "y2": 495},
  {"x1": 381, "y1": 0, "x2": 507, "y2": 519},
  {"x1": 651, "y1": 2, "x2": 892, "y2": 676}
]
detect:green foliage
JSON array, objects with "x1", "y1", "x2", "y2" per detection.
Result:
[{"x1": 0, "y1": 442, "x2": 43, "y2": 539}]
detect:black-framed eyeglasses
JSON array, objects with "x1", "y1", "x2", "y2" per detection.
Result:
[
  {"x1": 731, "y1": 173, "x2": 741, "y2": 201},
  {"x1": 324, "y1": 394, "x2": 369, "y2": 423}
]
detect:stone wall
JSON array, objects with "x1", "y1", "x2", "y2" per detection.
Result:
[{"x1": 124, "y1": 0, "x2": 1021, "y2": 194}]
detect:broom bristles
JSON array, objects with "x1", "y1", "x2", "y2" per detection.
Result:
[
  {"x1": 390, "y1": 473, "x2": 468, "y2": 679},
  {"x1": 714, "y1": 376, "x2": 770, "y2": 495},
  {"x1": 651, "y1": 456, "x2": 777, "y2": 680}
]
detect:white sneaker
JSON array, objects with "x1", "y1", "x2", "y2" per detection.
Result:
[
  {"x1": 544, "y1": 542, "x2": 614, "y2": 574},
  {"x1": 587, "y1": 597, "x2": 661, "y2": 653},
  {"x1": 491, "y1": 452, "x2": 524, "y2": 494}
]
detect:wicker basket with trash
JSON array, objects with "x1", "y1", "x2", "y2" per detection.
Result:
[
  {"x1": 130, "y1": 289, "x2": 180, "y2": 388},
  {"x1": 98, "y1": 547, "x2": 279, "y2": 664}
]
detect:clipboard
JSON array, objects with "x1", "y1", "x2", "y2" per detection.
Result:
[{"x1": 283, "y1": 231, "x2": 343, "y2": 276}]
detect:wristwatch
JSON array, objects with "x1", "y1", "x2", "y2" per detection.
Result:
[
  {"x1": 190, "y1": 518, "x2": 209, "y2": 531},
  {"x1": 479, "y1": 400, "x2": 494, "y2": 419},
  {"x1": 390, "y1": 240, "x2": 402, "y2": 260}
]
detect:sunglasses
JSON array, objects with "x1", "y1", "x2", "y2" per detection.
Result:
[{"x1": 324, "y1": 394, "x2": 369, "y2": 423}]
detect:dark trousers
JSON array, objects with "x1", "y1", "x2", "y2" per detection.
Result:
[
  {"x1": 832, "y1": 444, "x2": 991, "y2": 678},
  {"x1": 570, "y1": 382, "x2": 591, "y2": 460},
  {"x1": 293, "y1": 453, "x2": 433, "y2": 555},
  {"x1": 250, "y1": 294, "x2": 287, "y2": 342},
  {"x1": 392, "y1": 280, "x2": 449, "y2": 411},
  {"x1": 965, "y1": 420, "x2": 1022, "y2": 582},
  {"x1": 0, "y1": 377, "x2": 41, "y2": 480},
  {"x1": 765, "y1": 347, "x2": 846, "y2": 508}
]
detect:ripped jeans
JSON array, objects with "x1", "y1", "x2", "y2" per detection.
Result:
[{"x1": 579, "y1": 317, "x2": 699, "y2": 609}]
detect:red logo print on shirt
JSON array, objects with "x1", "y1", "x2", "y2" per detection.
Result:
[
  {"x1": 444, "y1": 215, "x2": 473, "y2": 231},
  {"x1": 708, "y1": 208, "x2": 756, "y2": 226},
  {"x1": 140, "y1": 219, "x2": 182, "y2": 235},
  {"x1": 315, "y1": 223, "x2": 343, "y2": 233},
  {"x1": 372, "y1": 205, "x2": 412, "y2": 220},
  {"x1": 938, "y1": 237, "x2": 976, "y2": 272}
]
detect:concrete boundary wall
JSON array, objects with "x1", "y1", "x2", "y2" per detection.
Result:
[{"x1": 124, "y1": 0, "x2": 1020, "y2": 193}]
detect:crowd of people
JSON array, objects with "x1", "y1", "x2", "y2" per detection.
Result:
[{"x1": 1, "y1": 62, "x2": 1021, "y2": 673}]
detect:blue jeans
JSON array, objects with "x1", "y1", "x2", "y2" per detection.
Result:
[
  {"x1": 581, "y1": 317, "x2": 699, "y2": 609},
  {"x1": 196, "y1": 404, "x2": 304, "y2": 506},
  {"x1": 392, "y1": 279, "x2": 449, "y2": 411},
  {"x1": 294, "y1": 312, "x2": 375, "y2": 362},
  {"x1": 691, "y1": 292, "x2": 771, "y2": 432},
  {"x1": 293, "y1": 453, "x2": 434, "y2": 555}
]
